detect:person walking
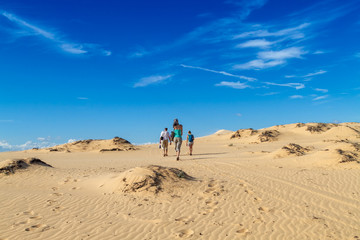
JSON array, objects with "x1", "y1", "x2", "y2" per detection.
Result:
[
  {"x1": 186, "y1": 131, "x2": 195, "y2": 156},
  {"x1": 173, "y1": 118, "x2": 179, "y2": 129},
  {"x1": 173, "y1": 121, "x2": 183, "y2": 161},
  {"x1": 159, "y1": 128, "x2": 171, "y2": 157}
]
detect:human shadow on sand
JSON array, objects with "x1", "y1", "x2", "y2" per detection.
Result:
[{"x1": 190, "y1": 152, "x2": 227, "y2": 156}]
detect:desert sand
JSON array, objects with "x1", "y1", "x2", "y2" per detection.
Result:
[{"x1": 0, "y1": 122, "x2": 359, "y2": 240}]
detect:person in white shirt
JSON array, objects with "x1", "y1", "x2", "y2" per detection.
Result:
[{"x1": 160, "y1": 128, "x2": 171, "y2": 156}]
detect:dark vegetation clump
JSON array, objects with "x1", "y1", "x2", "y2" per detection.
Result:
[{"x1": 258, "y1": 130, "x2": 280, "y2": 142}]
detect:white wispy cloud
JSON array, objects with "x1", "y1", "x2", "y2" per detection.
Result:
[
  {"x1": 2, "y1": 11, "x2": 55, "y2": 39},
  {"x1": 234, "y1": 59, "x2": 285, "y2": 70},
  {"x1": 236, "y1": 113, "x2": 242, "y2": 117},
  {"x1": 234, "y1": 47, "x2": 307, "y2": 70},
  {"x1": 236, "y1": 39, "x2": 274, "y2": 49},
  {"x1": 313, "y1": 95, "x2": 328, "y2": 101},
  {"x1": 128, "y1": 0, "x2": 268, "y2": 57},
  {"x1": 226, "y1": 0, "x2": 268, "y2": 19},
  {"x1": 285, "y1": 70, "x2": 327, "y2": 79},
  {"x1": 314, "y1": 88, "x2": 328, "y2": 93},
  {"x1": 1, "y1": 11, "x2": 111, "y2": 56},
  {"x1": 0, "y1": 139, "x2": 56, "y2": 152},
  {"x1": 134, "y1": 74, "x2": 173, "y2": 88},
  {"x1": 60, "y1": 43, "x2": 87, "y2": 55},
  {"x1": 290, "y1": 1, "x2": 359, "y2": 25},
  {"x1": 259, "y1": 92, "x2": 280, "y2": 96},
  {"x1": 77, "y1": 97, "x2": 89, "y2": 100},
  {"x1": 264, "y1": 82, "x2": 305, "y2": 90},
  {"x1": 355, "y1": 52, "x2": 360, "y2": 58},
  {"x1": 258, "y1": 47, "x2": 307, "y2": 60},
  {"x1": 180, "y1": 64, "x2": 256, "y2": 81},
  {"x1": 290, "y1": 95, "x2": 304, "y2": 99},
  {"x1": 0, "y1": 140, "x2": 12, "y2": 149},
  {"x1": 233, "y1": 23, "x2": 310, "y2": 39},
  {"x1": 215, "y1": 81, "x2": 250, "y2": 89},
  {"x1": 304, "y1": 70, "x2": 327, "y2": 77}
]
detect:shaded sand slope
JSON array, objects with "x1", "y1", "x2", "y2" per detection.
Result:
[
  {"x1": 0, "y1": 158, "x2": 52, "y2": 174},
  {"x1": 0, "y1": 123, "x2": 359, "y2": 240}
]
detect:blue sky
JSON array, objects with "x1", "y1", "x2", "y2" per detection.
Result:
[{"x1": 0, "y1": 0, "x2": 360, "y2": 151}]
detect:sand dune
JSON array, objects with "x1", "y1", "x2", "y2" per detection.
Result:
[
  {"x1": 29, "y1": 137, "x2": 137, "y2": 153},
  {"x1": 0, "y1": 158, "x2": 52, "y2": 174},
  {"x1": 92, "y1": 165, "x2": 195, "y2": 195},
  {"x1": 0, "y1": 122, "x2": 359, "y2": 239}
]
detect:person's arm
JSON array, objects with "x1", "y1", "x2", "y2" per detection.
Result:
[
  {"x1": 167, "y1": 132, "x2": 171, "y2": 143},
  {"x1": 180, "y1": 125, "x2": 183, "y2": 136},
  {"x1": 186, "y1": 135, "x2": 189, "y2": 145}
]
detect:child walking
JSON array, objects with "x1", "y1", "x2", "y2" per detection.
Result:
[{"x1": 186, "y1": 131, "x2": 195, "y2": 156}]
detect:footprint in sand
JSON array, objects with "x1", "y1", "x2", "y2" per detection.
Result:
[
  {"x1": 22, "y1": 211, "x2": 35, "y2": 216},
  {"x1": 236, "y1": 228, "x2": 250, "y2": 235},
  {"x1": 203, "y1": 181, "x2": 225, "y2": 196},
  {"x1": 239, "y1": 183, "x2": 247, "y2": 187},
  {"x1": 62, "y1": 177, "x2": 78, "y2": 184},
  {"x1": 12, "y1": 220, "x2": 30, "y2": 227},
  {"x1": 51, "y1": 192, "x2": 63, "y2": 197},
  {"x1": 21, "y1": 211, "x2": 42, "y2": 220},
  {"x1": 253, "y1": 216, "x2": 264, "y2": 224},
  {"x1": 244, "y1": 189, "x2": 254, "y2": 195},
  {"x1": 45, "y1": 199, "x2": 57, "y2": 206},
  {"x1": 52, "y1": 206, "x2": 63, "y2": 212},
  {"x1": 25, "y1": 224, "x2": 49, "y2": 232},
  {"x1": 13, "y1": 211, "x2": 48, "y2": 232},
  {"x1": 175, "y1": 229, "x2": 194, "y2": 238},
  {"x1": 258, "y1": 206, "x2": 270, "y2": 212},
  {"x1": 254, "y1": 197, "x2": 262, "y2": 202},
  {"x1": 207, "y1": 180, "x2": 216, "y2": 188},
  {"x1": 199, "y1": 201, "x2": 219, "y2": 215},
  {"x1": 175, "y1": 217, "x2": 194, "y2": 225},
  {"x1": 204, "y1": 188, "x2": 220, "y2": 196},
  {"x1": 205, "y1": 199, "x2": 219, "y2": 208}
]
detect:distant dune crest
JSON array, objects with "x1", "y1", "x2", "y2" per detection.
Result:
[{"x1": 31, "y1": 137, "x2": 137, "y2": 153}]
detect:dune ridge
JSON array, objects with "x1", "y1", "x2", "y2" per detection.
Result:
[{"x1": 30, "y1": 136, "x2": 137, "y2": 153}]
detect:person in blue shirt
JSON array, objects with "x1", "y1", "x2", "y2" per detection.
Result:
[{"x1": 186, "y1": 131, "x2": 195, "y2": 156}]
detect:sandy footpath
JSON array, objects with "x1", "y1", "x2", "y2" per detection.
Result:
[{"x1": 0, "y1": 123, "x2": 359, "y2": 240}]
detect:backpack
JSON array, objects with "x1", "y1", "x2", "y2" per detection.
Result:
[{"x1": 188, "y1": 134, "x2": 194, "y2": 142}]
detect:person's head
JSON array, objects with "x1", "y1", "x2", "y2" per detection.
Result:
[
  {"x1": 165, "y1": 128, "x2": 168, "y2": 131},
  {"x1": 173, "y1": 118, "x2": 179, "y2": 126},
  {"x1": 188, "y1": 131, "x2": 191, "y2": 134}
]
